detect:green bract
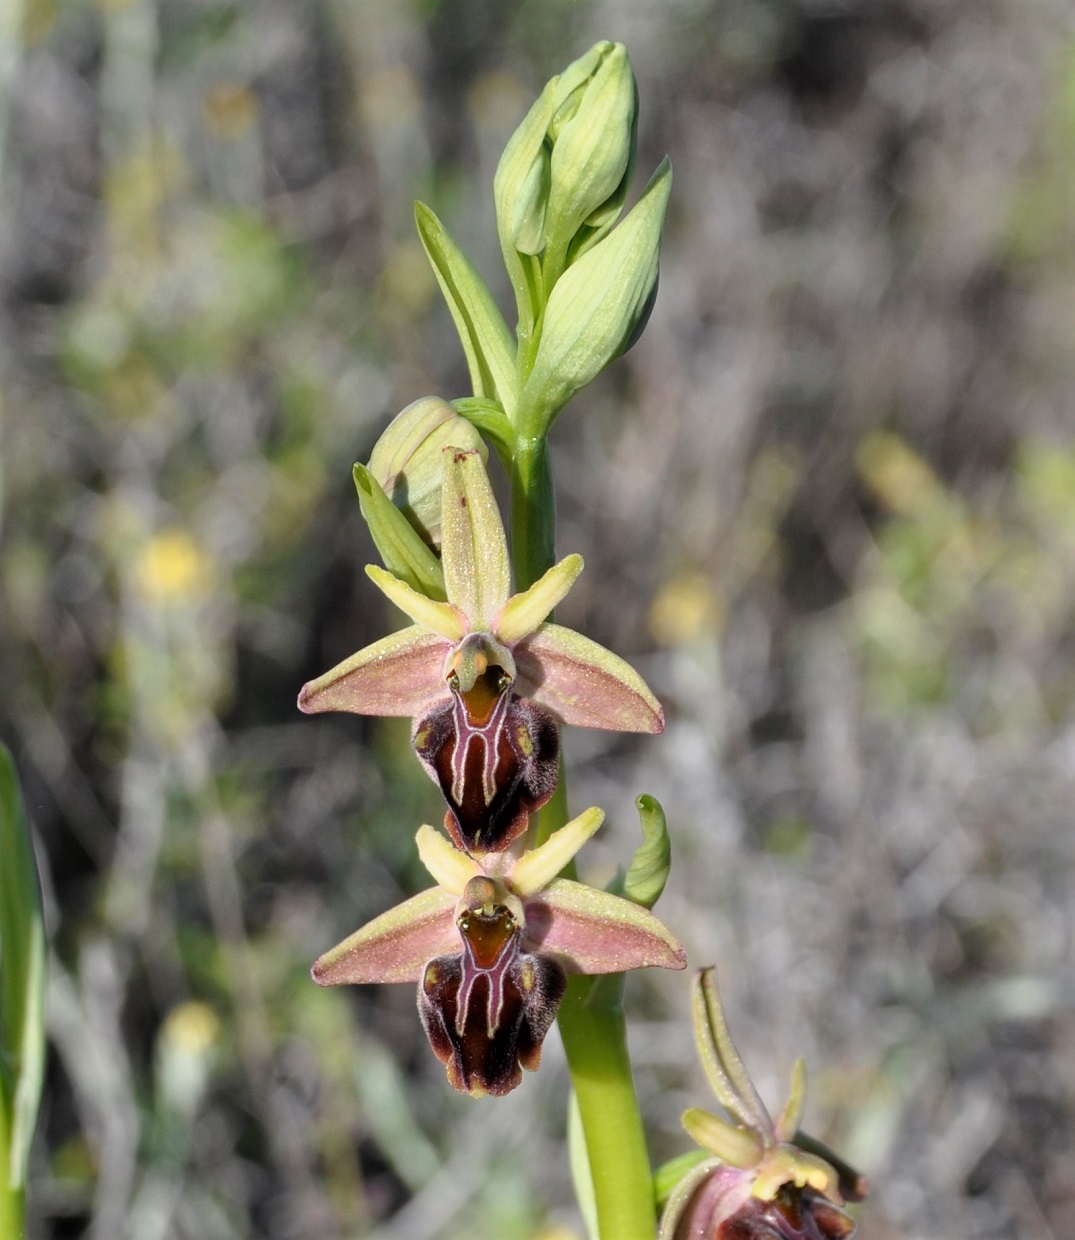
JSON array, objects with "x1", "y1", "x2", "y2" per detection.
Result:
[
  {"x1": 414, "y1": 207, "x2": 517, "y2": 416},
  {"x1": 352, "y1": 464, "x2": 445, "y2": 600}
]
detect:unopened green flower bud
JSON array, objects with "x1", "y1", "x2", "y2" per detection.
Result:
[
  {"x1": 494, "y1": 42, "x2": 639, "y2": 338},
  {"x1": 544, "y1": 42, "x2": 637, "y2": 275},
  {"x1": 520, "y1": 157, "x2": 671, "y2": 432},
  {"x1": 368, "y1": 397, "x2": 487, "y2": 547}
]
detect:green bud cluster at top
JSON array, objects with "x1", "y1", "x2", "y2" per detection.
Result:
[{"x1": 415, "y1": 40, "x2": 670, "y2": 447}]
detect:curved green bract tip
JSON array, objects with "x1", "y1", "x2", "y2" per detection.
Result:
[{"x1": 621, "y1": 793, "x2": 672, "y2": 909}]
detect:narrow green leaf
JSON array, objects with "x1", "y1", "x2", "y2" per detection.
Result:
[
  {"x1": 414, "y1": 202, "x2": 517, "y2": 414},
  {"x1": 0, "y1": 744, "x2": 46, "y2": 1193},
  {"x1": 621, "y1": 794, "x2": 672, "y2": 909},
  {"x1": 352, "y1": 464, "x2": 446, "y2": 600}
]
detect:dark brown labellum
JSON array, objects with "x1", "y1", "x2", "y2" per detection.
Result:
[
  {"x1": 412, "y1": 670, "x2": 560, "y2": 854},
  {"x1": 417, "y1": 902, "x2": 567, "y2": 1096}
]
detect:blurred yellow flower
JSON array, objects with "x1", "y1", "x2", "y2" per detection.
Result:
[
  {"x1": 161, "y1": 1001, "x2": 221, "y2": 1055},
  {"x1": 134, "y1": 529, "x2": 214, "y2": 603}
]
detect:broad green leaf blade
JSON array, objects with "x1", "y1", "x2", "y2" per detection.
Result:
[
  {"x1": 621, "y1": 794, "x2": 672, "y2": 910},
  {"x1": 0, "y1": 744, "x2": 46, "y2": 1191},
  {"x1": 353, "y1": 464, "x2": 446, "y2": 600},
  {"x1": 414, "y1": 202, "x2": 517, "y2": 414}
]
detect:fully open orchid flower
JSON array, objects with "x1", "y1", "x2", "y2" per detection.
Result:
[
  {"x1": 659, "y1": 970, "x2": 868, "y2": 1240},
  {"x1": 312, "y1": 806, "x2": 686, "y2": 1097},
  {"x1": 298, "y1": 446, "x2": 663, "y2": 854}
]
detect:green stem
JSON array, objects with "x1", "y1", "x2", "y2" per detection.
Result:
[
  {"x1": 511, "y1": 436, "x2": 657, "y2": 1240},
  {"x1": 509, "y1": 436, "x2": 555, "y2": 592}
]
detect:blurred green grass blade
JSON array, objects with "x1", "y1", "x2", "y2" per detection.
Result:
[{"x1": 0, "y1": 743, "x2": 47, "y2": 1193}]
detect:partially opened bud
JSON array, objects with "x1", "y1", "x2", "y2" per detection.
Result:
[{"x1": 368, "y1": 397, "x2": 487, "y2": 547}]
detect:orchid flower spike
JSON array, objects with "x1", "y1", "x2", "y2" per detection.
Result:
[
  {"x1": 659, "y1": 969, "x2": 868, "y2": 1240},
  {"x1": 312, "y1": 806, "x2": 686, "y2": 1097},
  {"x1": 299, "y1": 446, "x2": 663, "y2": 854}
]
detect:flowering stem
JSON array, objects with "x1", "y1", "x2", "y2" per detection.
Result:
[
  {"x1": 509, "y1": 435, "x2": 555, "y2": 593},
  {"x1": 512, "y1": 442, "x2": 657, "y2": 1240}
]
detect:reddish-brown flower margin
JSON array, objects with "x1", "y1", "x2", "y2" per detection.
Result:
[{"x1": 312, "y1": 807, "x2": 686, "y2": 1096}]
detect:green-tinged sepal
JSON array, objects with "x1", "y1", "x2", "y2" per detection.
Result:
[
  {"x1": 414, "y1": 206, "x2": 517, "y2": 413},
  {"x1": 353, "y1": 463, "x2": 446, "y2": 600},
  {"x1": 0, "y1": 745, "x2": 47, "y2": 1217},
  {"x1": 440, "y1": 447, "x2": 511, "y2": 628},
  {"x1": 367, "y1": 396, "x2": 488, "y2": 549},
  {"x1": 520, "y1": 157, "x2": 672, "y2": 436},
  {"x1": 619, "y1": 794, "x2": 672, "y2": 910},
  {"x1": 657, "y1": 969, "x2": 866, "y2": 1240}
]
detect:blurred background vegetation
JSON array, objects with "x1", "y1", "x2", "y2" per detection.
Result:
[{"x1": 2, "y1": 1, "x2": 1074, "y2": 1237}]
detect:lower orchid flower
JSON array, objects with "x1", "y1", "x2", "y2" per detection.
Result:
[
  {"x1": 312, "y1": 806, "x2": 686, "y2": 1096},
  {"x1": 659, "y1": 969, "x2": 868, "y2": 1239}
]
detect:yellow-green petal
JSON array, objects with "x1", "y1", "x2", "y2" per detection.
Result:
[
  {"x1": 415, "y1": 824, "x2": 481, "y2": 894},
  {"x1": 681, "y1": 1108, "x2": 765, "y2": 1169},
  {"x1": 508, "y1": 806, "x2": 604, "y2": 897},
  {"x1": 366, "y1": 564, "x2": 467, "y2": 640},
  {"x1": 495, "y1": 553, "x2": 583, "y2": 643}
]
